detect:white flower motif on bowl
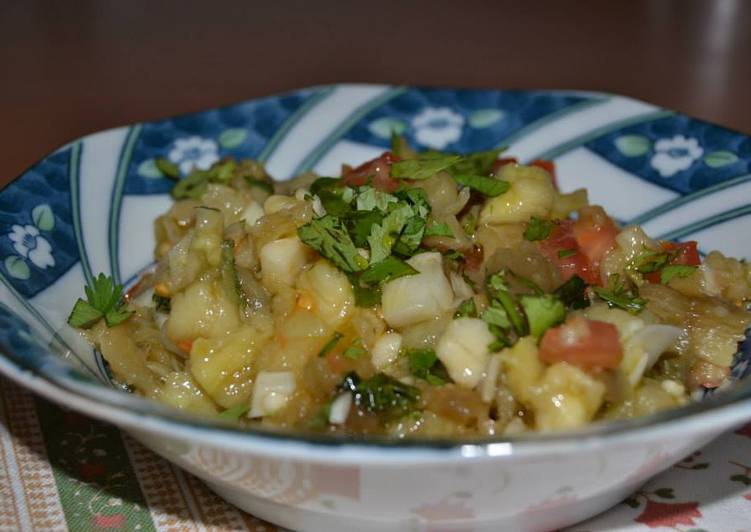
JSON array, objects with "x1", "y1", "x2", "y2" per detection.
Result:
[
  {"x1": 168, "y1": 136, "x2": 220, "y2": 175},
  {"x1": 650, "y1": 135, "x2": 704, "y2": 177},
  {"x1": 411, "y1": 107, "x2": 465, "y2": 149},
  {"x1": 8, "y1": 224, "x2": 55, "y2": 269}
]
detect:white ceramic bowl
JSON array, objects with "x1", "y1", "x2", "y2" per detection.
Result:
[{"x1": 0, "y1": 84, "x2": 749, "y2": 531}]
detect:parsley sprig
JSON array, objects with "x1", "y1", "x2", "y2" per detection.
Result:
[{"x1": 67, "y1": 273, "x2": 134, "y2": 329}]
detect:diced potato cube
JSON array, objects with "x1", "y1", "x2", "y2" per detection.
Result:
[
  {"x1": 531, "y1": 362, "x2": 606, "y2": 431},
  {"x1": 159, "y1": 371, "x2": 219, "y2": 415},
  {"x1": 381, "y1": 252, "x2": 454, "y2": 328},
  {"x1": 479, "y1": 164, "x2": 555, "y2": 224},
  {"x1": 167, "y1": 279, "x2": 241, "y2": 341},
  {"x1": 190, "y1": 325, "x2": 270, "y2": 407},
  {"x1": 435, "y1": 318, "x2": 495, "y2": 388},
  {"x1": 500, "y1": 336, "x2": 545, "y2": 404},
  {"x1": 259, "y1": 237, "x2": 311, "y2": 289},
  {"x1": 249, "y1": 371, "x2": 296, "y2": 418},
  {"x1": 296, "y1": 259, "x2": 354, "y2": 327}
]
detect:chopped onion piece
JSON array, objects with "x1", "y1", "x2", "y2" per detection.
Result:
[
  {"x1": 480, "y1": 354, "x2": 502, "y2": 403},
  {"x1": 249, "y1": 371, "x2": 296, "y2": 418},
  {"x1": 328, "y1": 393, "x2": 352, "y2": 425},
  {"x1": 622, "y1": 324, "x2": 682, "y2": 386},
  {"x1": 371, "y1": 332, "x2": 403, "y2": 370}
]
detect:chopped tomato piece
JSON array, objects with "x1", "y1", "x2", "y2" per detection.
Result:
[
  {"x1": 644, "y1": 240, "x2": 701, "y2": 283},
  {"x1": 573, "y1": 206, "x2": 618, "y2": 268},
  {"x1": 530, "y1": 159, "x2": 557, "y2": 189},
  {"x1": 539, "y1": 316, "x2": 623, "y2": 370},
  {"x1": 341, "y1": 152, "x2": 401, "y2": 192},
  {"x1": 538, "y1": 220, "x2": 600, "y2": 285}
]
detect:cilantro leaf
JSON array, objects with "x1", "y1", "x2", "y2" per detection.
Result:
[
  {"x1": 523, "y1": 217, "x2": 553, "y2": 241},
  {"x1": 406, "y1": 348, "x2": 447, "y2": 384},
  {"x1": 633, "y1": 249, "x2": 671, "y2": 274},
  {"x1": 352, "y1": 282, "x2": 381, "y2": 307},
  {"x1": 520, "y1": 295, "x2": 566, "y2": 339},
  {"x1": 448, "y1": 148, "x2": 505, "y2": 176},
  {"x1": 171, "y1": 160, "x2": 239, "y2": 199},
  {"x1": 298, "y1": 215, "x2": 367, "y2": 273},
  {"x1": 391, "y1": 216, "x2": 426, "y2": 256},
  {"x1": 452, "y1": 174, "x2": 510, "y2": 197},
  {"x1": 592, "y1": 274, "x2": 646, "y2": 315},
  {"x1": 424, "y1": 221, "x2": 454, "y2": 238},
  {"x1": 481, "y1": 306, "x2": 511, "y2": 329},
  {"x1": 454, "y1": 298, "x2": 477, "y2": 318},
  {"x1": 218, "y1": 404, "x2": 249, "y2": 421},
  {"x1": 661, "y1": 264, "x2": 698, "y2": 284},
  {"x1": 318, "y1": 331, "x2": 343, "y2": 358},
  {"x1": 391, "y1": 155, "x2": 461, "y2": 180},
  {"x1": 343, "y1": 338, "x2": 367, "y2": 359},
  {"x1": 317, "y1": 189, "x2": 352, "y2": 217},
  {"x1": 309, "y1": 177, "x2": 340, "y2": 195},
  {"x1": 390, "y1": 133, "x2": 417, "y2": 159},
  {"x1": 68, "y1": 273, "x2": 134, "y2": 329},
  {"x1": 339, "y1": 372, "x2": 419, "y2": 417},
  {"x1": 155, "y1": 157, "x2": 180, "y2": 179},
  {"x1": 347, "y1": 210, "x2": 384, "y2": 247},
  {"x1": 553, "y1": 274, "x2": 590, "y2": 309},
  {"x1": 367, "y1": 203, "x2": 413, "y2": 263},
  {"x1": 360, "y1": 256, "x2": 418, "y2": 285},
  {"x1": 356, "y1": 186, "x2": 397, "y2": 212}
]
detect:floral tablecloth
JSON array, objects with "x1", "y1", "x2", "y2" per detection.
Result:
[{"x1": 1, "y1": 375, "x2": 750, "y2": 532}]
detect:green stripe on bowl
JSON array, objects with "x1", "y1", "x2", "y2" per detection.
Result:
[
  {"x1": 68, "y1": 142, "x2": 93, "y2": 285},
  {"x1": 629, "y1": 173, "x2": 751, "y2": 225},
  {"x1": 658, "y1": 203, "x2": 751, "y2": 241}
]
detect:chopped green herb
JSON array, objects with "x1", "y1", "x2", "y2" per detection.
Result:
[
  {"x1": 391, "y1": 155, "x2": 461, "y2": 180},
  {"x1": 152, "y1": 294, "x2": 171, "y2": 312},
  {"x1": 424, "y1": 221, "x2": 454, "y2": 238},
  {"x1": 448, "y1": 148, "x2": 505, "y2": 176},
  {"x1": 553, "y1": 274, "x2": 590, "y2": 309},
  {"x1": 218, "y1": 404, "x2": 249, "y2": 421},
  {"x1": 523, "y1": 217, "x2": 553, "y2": 241},
  {"x1": 220, "y1": 239, "x2": 245, "y2": 307},
  {"x1": 392, "y1": 216, "x2": 427, "y2": 257},
  {"x1": 298, "y1": 215, "x2": 367, "y2": 273},
  {"x1": 339, "y1": 372, "x2": 419, "y2": 417},
  {"x1": 454, "y1": 298, "x2": 477, "y2": 318},
  {"x1": 661, "y1": 264, "x2": 698, "y2": 284},
  {"x1": 67, "y1": 273, "x2": 134, "y2": 329},
  {"x1": 360, "y1": 256, "x2": 419, "y2": 285},
  {"x1": 356, "y1": 186, "x2": 397, "y2": 212},
  {"x1": 481, "y1": 306, "x2": 511, "y2": 329},
  {"x1": 487, "y1": 325, "x2": 512, "y2": 351},
  {"x1": 348, "y1": 210, "x2": 385, "y2": 247},
  {"x1": 452, "y1": 174, "x2": 510, "y2": 197},
  {"x1": 318, "y1": 331, "x2": 344, "y2": 358},
  {"x1": 343, "y1": 338, "x2": 367, "y2": 359},
  {"x1": 593, "y1": 274, "x2": 646, "y2": 315},
  {"x1": 172, "y1": 170, "x2": 211, "y2": 199},
  {"x1": 486, "y1": 272, "x2": 528, "y2": 335},
  {"x1": 367, "y1": 203, "x2": 413, "y2": 263},
  {"x1": 520, "y1": 295, "x2": 566, "y2": 339},
  {"x1": 317, "y1": 189, "x2": 352, "y2": 217},
  {"x1": 633, "y1": 249, "x2": 671, "y2": 274},
  {"x1": 309, "y1": 177, "x2": 340, "y2": 195},
  {"x1": 406, "y1": 348, "x2": 447, "y2": 385},
  {"x1": 155, "y1": 157, "x2": 180, "y2": 179},
  {"x1": 557, "y1": 248, "x2": 577, "y2": 258}
]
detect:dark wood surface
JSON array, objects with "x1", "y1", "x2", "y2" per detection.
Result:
[{"x1": 2, "y1": 0, "x2": 750, "y2": 183}]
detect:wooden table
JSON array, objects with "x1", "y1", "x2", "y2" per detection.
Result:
[{"x1": 1, "y1": 0, "x2": 750, "y2": 182}]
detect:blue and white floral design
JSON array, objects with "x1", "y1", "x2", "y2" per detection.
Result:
[
  {"x1": 650, "y1": 135, "x2": 704, "y2": 178},
  {"x1": 167, "y1": 136, "x2": 219, "y2": 175},
  {"x1": 8, "y1": 224, "x2": 55, "y2": 269},
  {"x1": 411, "y1": 107, "x2": 465, "y2": 149}
]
